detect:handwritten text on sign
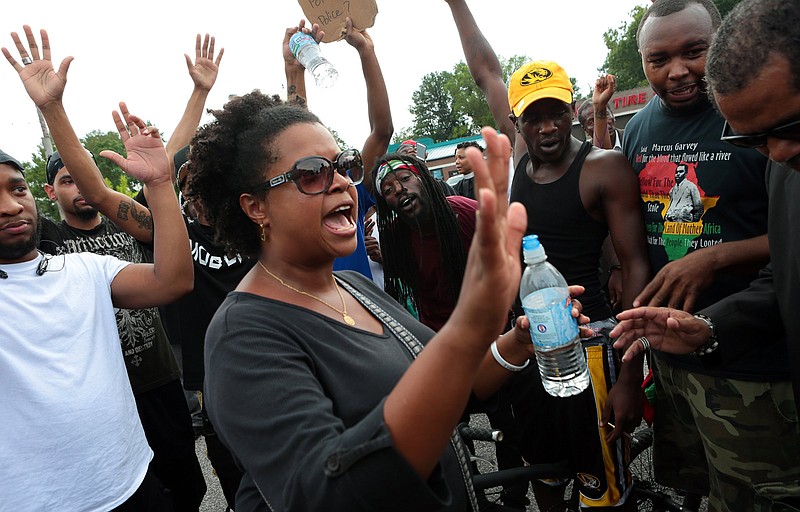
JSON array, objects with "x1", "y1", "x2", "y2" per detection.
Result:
[{"x1": 297, "y1": 0, "x2": 378, "y2": 42}]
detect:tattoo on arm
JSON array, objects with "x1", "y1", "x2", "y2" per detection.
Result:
[
  {"x1": 117, "y1": 200, "x2": 131, "y2": 221},
  {"x1": 287, "y1": 85, "x2": 307, "y2": 107},
  {"x1": 117, "y1": 198, "x2": 153, "y2": 231},
  {"x1": 132, "y1": 208, "x2": 154, "y2": 232}
]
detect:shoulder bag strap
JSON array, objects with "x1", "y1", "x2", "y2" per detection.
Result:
[{"x1": 337, "y1": 278, "x2": 480, "y2": 512}]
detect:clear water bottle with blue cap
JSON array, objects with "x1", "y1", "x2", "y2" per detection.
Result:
[
  {"x1": 519, "y1": 234, "x2": 589, "y2": 397},
  {"x1": 289, "y1": 32, "x2": 338, "y2": 88}
]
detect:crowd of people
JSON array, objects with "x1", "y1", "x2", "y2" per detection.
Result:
[{"x1": 1, "y1": 0, "x2": 798, "y2": 510}]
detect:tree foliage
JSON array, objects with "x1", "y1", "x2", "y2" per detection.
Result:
[
  {"x1": 408, "y1": 70, "x2": 469, "y2": 143},
  {"x1": 19, "y1": 130, "x2": 142, "y2": 222},
  {"x1": 601, "y1": 1, "x2": 744, "y2": 91},
  {"x1": 399, "y1": 55, "x2": 530, "y2": 144},
  {"x1": 82, "y1": 130, "x2": 142, "y2": 196},
  {"x1": 600, "y1": 5, "x2": 648, "y2": 90}
]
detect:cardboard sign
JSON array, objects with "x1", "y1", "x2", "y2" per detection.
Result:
[{"x1": 297, "y1": 0, "x2": 378, "y2": 42}]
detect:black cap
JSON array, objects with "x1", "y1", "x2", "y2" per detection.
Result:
[
  {"x1": 45, "y1": 149, "x2": 98, "y2": 185},
  {"x1": 46, "y1": 151, "x2": 65, "y2": 185},
  {"x1": 0, "y1": 148, "x2": 24, "y2": 174}
]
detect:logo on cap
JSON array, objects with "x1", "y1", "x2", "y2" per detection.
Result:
[{"x1": 520, "y1": 67, "x2": 553, "y2": 87}]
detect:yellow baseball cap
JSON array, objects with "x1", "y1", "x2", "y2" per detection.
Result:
[{"x1": 508, "y1": 61, "x2": 574, "y2": 117}]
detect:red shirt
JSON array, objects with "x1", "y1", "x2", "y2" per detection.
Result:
[{"x1": 409, "y1": 196, "x2": 477, "y2": 331}]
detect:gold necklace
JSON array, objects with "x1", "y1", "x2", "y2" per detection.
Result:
[{"x1": 257, "y1": 260, "x2": 356, "y2": 326}]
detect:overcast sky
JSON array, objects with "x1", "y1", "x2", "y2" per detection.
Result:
[{"x1": 0, "y1": 0, "x2": 647, "y2": 164}]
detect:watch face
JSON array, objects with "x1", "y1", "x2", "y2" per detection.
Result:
[{"x1": 692, "y1": 314, "x2": 718, "y2": 356}]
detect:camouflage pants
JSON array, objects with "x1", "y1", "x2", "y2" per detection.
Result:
[{"x1": 653, "y1": 356, "x2": 800, "y2": 512}]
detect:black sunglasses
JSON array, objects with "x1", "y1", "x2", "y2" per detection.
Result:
[
  {"x1": 254, "y1": 149, "x2": 363, "y2": 195},
  {"x1": 720, "y1": 118, "x2": 800, "y2": 149}
]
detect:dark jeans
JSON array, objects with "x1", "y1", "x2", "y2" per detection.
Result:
[
  {"x1": 136, "y1": 379, "x2": 207, "y2": 512},
  {"x1": 113, "y1": 471, "x2": 173, "y2": 511},
  {"x1": 202, "y1": 406, "x2": 244, "y2": 509}
]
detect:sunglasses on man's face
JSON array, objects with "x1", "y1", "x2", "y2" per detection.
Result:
[
  {"x1": 720, "y1": 118, "x2": 800, "y2": 149},
  {"x1": 254, "y1": 149, "x2": 364, "y2": 195}
]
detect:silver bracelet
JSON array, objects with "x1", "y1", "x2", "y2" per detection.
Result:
[{"x1": 490, "y1": 340, "x2": 530, "y2": 372}]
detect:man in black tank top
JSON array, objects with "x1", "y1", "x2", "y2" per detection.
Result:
[
  {"x1": 446, "y1": 3, "x2": 651, "y2": 509},
  {"x1": 504, "y1": 60, "x2": 651, "y2": 512}
]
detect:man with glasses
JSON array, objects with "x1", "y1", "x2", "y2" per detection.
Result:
[
  {"x1": 613, "y1": 1, "x2": 800, "y2": 508},
  {"x1": 616, "y1": 1, "x2": 795, "y2": 510}
]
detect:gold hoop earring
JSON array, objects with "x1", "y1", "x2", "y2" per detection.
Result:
[{"x1": 259, "y1": 223, "x2": 266, "y2": 242}]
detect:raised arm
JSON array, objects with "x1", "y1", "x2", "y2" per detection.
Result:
[
  {"x1": 592, "y1": 75, "x2": 616, "y2": 150},
  {"x1": 344, "y1": 17, "x2": 393, "y2": 194},
  {"x1": 101, "y1": 108, "x2": 193, "y2": 308},
  {"x1": 445, "y1": 0, "x2": 515, "y2": 144},
  {"x1": 3, "y1": 26, "x2": 154, "y2": 244},
  {"x1": 165, "y1": 33, "x2": 224, "y2": 170}
]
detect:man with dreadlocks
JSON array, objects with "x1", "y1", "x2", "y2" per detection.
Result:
[{"x1": 374, "y1": 153, "x2": 475, "y2": 332}]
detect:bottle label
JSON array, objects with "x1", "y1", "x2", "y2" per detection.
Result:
[
  {"x1": 289, "y1": 32, "x2": 316, "y2": 58},
  {"x1": 521, "y1": 288, "x2": 579, "y2": 349}
]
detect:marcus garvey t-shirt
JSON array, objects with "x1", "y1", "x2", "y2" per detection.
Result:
[
  {"x1": 39, "y1": 216, "x2": 180, "y2": 394},
  {"x1": 622, "y1": 99, "x2": 783, "y2": 380}
]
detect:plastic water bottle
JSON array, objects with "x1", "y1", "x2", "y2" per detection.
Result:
[
  {"x1": 289, "y1": 32, "x2": 338, "y2": 88},
  {"x1": 519, "y1": 234, "x2": 590, "y2": 397}
]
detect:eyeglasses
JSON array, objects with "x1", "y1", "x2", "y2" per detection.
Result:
[
  {"x1": 254, "y1": 149, "x2": 363, "y2": 195},
  {"x1": 720, "y1": 118, "x2": 800, "y2": 149}
]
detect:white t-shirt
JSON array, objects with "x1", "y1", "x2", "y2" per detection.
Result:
[{"x1": 0, "y1": 253, "x2": 152, "y2": 511}]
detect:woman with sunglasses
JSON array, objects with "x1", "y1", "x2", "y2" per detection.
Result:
[{"x1": 188, "y1": 90, "x2": 557, "y2": 511}]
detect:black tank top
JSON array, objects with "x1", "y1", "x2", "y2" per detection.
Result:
[{"x1": 510, "y1": 142, "x2": 612, "y2": 320}]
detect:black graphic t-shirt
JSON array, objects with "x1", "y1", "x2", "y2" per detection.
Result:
[
  {"x1": 40, "y1": 217, "x2": 180, "y2": 393},
  {"x1": 161, "y1": 218, "x2": 254, "y2": 390},
  {"x1": 622, "y1": 99, "x2": 786, "y2": 380}
]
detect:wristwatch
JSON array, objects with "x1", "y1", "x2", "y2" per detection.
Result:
[{"x1": 692, "y1": 314, "x2": 719, "y2": 356}]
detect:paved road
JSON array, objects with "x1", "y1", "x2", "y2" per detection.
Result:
[
  {"x1": 196, "y1": 436, "x2": 229, "y2": 512},
  {"x1": 193, "y1": 414, "x2": 705, "y2": 511},
  {"x1": 193, "y1": 413, "x2": 535, "y2": 511}
]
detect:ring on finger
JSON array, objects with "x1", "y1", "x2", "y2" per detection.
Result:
[
  {"x1": 21, "y1": 56, "x2": 33, "y2": 65},
  {"x1": 638, "y1": 336, "x2": 651, "y2": 351}
]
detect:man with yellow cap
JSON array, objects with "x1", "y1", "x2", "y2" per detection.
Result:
[{"x1": 445, "y1": 2, "x2": 651, "y2": 510}]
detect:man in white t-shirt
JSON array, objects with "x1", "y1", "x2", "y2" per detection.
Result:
[{"x1": 0, "y1": 114, "x2": 191, "y2": 510}]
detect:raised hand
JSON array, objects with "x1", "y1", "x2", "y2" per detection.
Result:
[
  {"x1": 610, "y1": 306, "x2": 711, "y2": 361},
  {"x1": 344, "y1": 17, "x2": 373, "y2": 53},
  {"x1": 101, "y1": 103, "x2": 170, "y2": 187},
  {"x1": 185, "y1": 33, "x2": 223, "y2": 91},
  {"x1": 593, "y1": 74, "x2": 616, "y2": 109},
  {"x1": 283, "y1": 19, "x2": 324, "y2": 70},
  {"x1": 454, "y1": 127, "x2": 527, "y2": 342},
  {"x1": 2, "y1": 26, "x2": 73, "y2": 110}
]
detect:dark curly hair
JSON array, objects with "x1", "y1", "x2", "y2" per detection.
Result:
[
  {"x1": 706, "y1": 0, "x2": 800, "y2": 100},
  {"x1": 188, "y1": 90, "x2": 321, "y2": 257},
  {"x1": 374, "y1": 152, "x2": 468, "y2": 314},
  {"x1": 454, "y1": 140, "x2": 484, "y2": 154}
]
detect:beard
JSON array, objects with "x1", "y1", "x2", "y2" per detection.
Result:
[
  {"x1": 0, "y1": 216, "x2": 42, "y2": 261},
  {"x1": 75, "y1": 204, "x2": 100, "y2": 221}
]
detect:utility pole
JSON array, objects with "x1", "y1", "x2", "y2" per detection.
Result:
[{"x1": 36, "y1": 106, "x2": 54, "y2": 158}]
